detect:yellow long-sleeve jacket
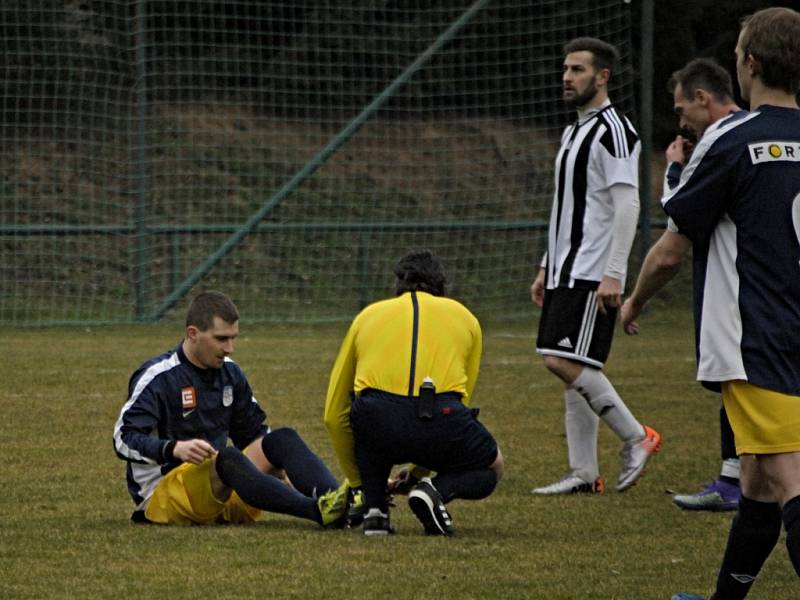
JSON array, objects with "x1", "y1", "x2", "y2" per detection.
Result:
[{"x1": 323, "y1": 290, "x2": 482, "y2": 487}]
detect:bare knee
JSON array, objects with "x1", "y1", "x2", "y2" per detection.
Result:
[
  {"x1": 491, "y1": 447, "x2": 505, "y2": 482},
  {"x1": 245, "y1": 436, "x2": 281, "y2": 476},
  {"x1": 542, "y1": 355, "x2": 583, "y2": 384},
  {"x1": 746, "y1": 452, "x2": 800, "y2": 505},
  {"x1": 542, "y1": 354, "x2": 563, "y2": 373}
]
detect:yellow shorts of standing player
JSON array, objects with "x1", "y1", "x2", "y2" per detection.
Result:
[
  {"x1": 144, "y1": 458, "x2": 262, "y2": 526},
  {"x1": 722, "y1": 379, "x2": 800, "y2": 455}
]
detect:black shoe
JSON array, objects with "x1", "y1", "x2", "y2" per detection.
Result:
[
  {"x1": 346, "y1": 488, "x2": 367, "y2": 527},
  {"x1": 362, "y1": 508, "x2": 394, "y2": 536},
  {"x1": 408, "y1": 477, "x2": 455, "y2": 537}
]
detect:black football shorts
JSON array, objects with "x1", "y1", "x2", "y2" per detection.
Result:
[{"x1": 536, "y1": 286, "x2": 616, "y2": 368}]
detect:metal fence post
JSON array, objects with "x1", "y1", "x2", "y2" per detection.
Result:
[
  {"x1": 134, "y1": 0, "x2": 150, "y2": 321},
  {"x1": 638, "y1": 0, "x2": 654, "y2": 261}
]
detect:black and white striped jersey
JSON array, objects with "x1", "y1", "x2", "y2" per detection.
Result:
[{"x1": 545, "y1": 99, "x2": 640, "y2": 289}]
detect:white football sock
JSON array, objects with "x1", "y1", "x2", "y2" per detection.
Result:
[
  {"x1": 565, "y1": 387, "x2": 600, "y2": 482},
  {"x1": 721, "y1": 458, "x2": 740, "y2": 480},
  {"x1": 570, "y1": 367, "x2": 645, "y2": 444}
]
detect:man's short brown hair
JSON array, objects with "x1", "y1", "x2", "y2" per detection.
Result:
[
  {"x1": 740, "y1": 7, "x2": 800, "y2": 94},
  {"x1": 563, "y1": 37, "x2": 620, "y2": 76},
  {"x1": 185, "y1": 290, "x2": 239, "y2": 330},
  {"x1": 668, "y1": 58, "x2": 734, "y2": 103}
]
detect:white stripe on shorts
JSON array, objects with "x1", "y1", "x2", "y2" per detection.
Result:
[{"x1": 576, "y1": 291, "x2": 597, "y2": 357}]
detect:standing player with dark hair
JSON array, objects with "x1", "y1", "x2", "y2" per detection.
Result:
[
  {"x1": 530, "y1": 37, "x2": 661, "y2": 496},
  {"x1": 622, "y1": 57, "x2": 745, "y2": 512},
  {"x1": 113, "y1": 290, "x2": 349, "y2": 527},
  {"x1": 324, "y1": 250, "x2": 503, "y2": 536},
  {"x1": 666, "y1": 7, "x2": 800, "y2": 599}
]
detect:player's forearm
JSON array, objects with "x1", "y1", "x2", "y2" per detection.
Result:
[
  {"x1": 114, "y1": 394, "x2": 170, "y2": 464},
  {"x1": 663, "y1": 161, "x2": 683, "y2": 193},
  {"x1": 628, "y1": 257, "x2": 679, "y2": 310},
  {"x1": 115, "y1": 427, "x2": 169, "y2": 464},
  {"x1": 628, "y1": 233, "x2": 688, "y2": 308},
  {"x1": 605, "y1": 184, "x2": 640, "y2": 279}
]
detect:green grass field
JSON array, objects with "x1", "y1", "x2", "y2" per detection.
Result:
[{"x1": 1, "y1": 309, "x2": 795, "y2": 599}]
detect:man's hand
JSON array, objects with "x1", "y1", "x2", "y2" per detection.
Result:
[
  {"x1": 387, "y1": 466, "x2": 419, "y2": 495},
  {"x1": 596, "y1": 275, "x2": 622, "y2": 316},
  {"x1": 666, "y1": 135, "x2": 694, "y2": 165},
  {"x1": 530, "y1": 268, "x2": 546, "y2": 307},
  {"x1": 173, "y1": 439, "x2": 217, "y2": 464},
  {"x1": 620, "y1": 297, "x2": 642, "y2": 335}
]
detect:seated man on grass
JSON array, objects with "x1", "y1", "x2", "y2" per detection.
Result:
[{"x1": 113, "y1": 290, "x2": 348, "y2": 527}]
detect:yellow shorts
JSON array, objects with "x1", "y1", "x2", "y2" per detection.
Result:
[
  {"x1": 722, "y1": 380, "x2": 800, "y2": 455},
  {"x1": 144, "y1": 459, "x2": 262, "y2": 526}
]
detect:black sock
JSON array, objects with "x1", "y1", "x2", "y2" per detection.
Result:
[
  {"x1": 719, "y1": 405, "x2": 737, "y2": 461},
  {"x1": 432, "y1": 469, "x2": 498, "y2": 503},
  {"x1": 719, "y1": 475, "x2": 740, "y2": 486},
  {"x1": 714, "y1": 495, "x2": 781, "y2": 599},
  {"x1": 261, "y1": 427, "x2": 339, "y2": 497},
  {"x1": 782, "y1": 495, "x2": 800, "y2": 577},
  {"x1": 215, "y1": 447, "x2": 320, "y2": 523}
]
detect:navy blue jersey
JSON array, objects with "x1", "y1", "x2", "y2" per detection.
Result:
[
  {"x1": 113, "y1": 342, "x2": 269, "y2": 507},
  {"x1": 662, "y1": 105, "x2": 800, "y2": 394},
  {"x1": 662, "y1": 111, "x2": 748, "y2": 196}
]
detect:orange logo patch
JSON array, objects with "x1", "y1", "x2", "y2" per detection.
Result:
[{"x1": 181, "y1": 386, "x2": 197, "y2": 409}]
